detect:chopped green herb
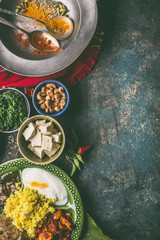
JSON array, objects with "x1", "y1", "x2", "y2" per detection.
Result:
[{"x1": 0, "y1": 91, "x2": 28, "y2": 131}]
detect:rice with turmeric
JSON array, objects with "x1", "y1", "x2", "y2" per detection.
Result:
[{"x1": 4, "y1": 185, "x2": 56, "y2": 238}]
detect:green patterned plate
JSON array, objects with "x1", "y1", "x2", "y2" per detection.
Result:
[{"x1": 0, "y1": 158, "x2": 84, "y2": 240}]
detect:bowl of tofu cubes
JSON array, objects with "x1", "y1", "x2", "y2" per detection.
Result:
[{"x1": 17, "y1": 115, "x2": 65, "y2": 164}]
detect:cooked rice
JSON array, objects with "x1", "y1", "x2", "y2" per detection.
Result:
[{"x1": 4, "y1": 185, "x2": 56, "y2": 238}]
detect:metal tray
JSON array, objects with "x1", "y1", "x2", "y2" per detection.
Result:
[{"x1": 0, "y1": 0, "x2": 97, "y2": 76}]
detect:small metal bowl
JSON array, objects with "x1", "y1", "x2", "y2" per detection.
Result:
[
  {"x1": 32, "y1": 80, "x2": 70, "y2": 117},
  {"x1": 0, "y1": 88, "x2": 30, "y2": 133}
]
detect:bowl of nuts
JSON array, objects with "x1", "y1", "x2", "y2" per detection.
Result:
[{"x1": 32, "y1": 80, "x2": 70, "y2": 117}]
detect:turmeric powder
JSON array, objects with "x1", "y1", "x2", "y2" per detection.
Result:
[
  {"x1": 46, "y1": 17, "x2": 71, "y2": 35},
  {"x1": 24, "y1": 2, "x2": 56, "y2": 23},
  {"x1": 23, "y1": 0, "x2": 70, "y2": 33}
]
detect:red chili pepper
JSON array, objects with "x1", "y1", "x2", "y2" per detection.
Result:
[{"x1": 78, "y1": 145, "x2": 91, "y2": 155}]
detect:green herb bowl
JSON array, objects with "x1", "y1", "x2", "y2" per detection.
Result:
[
  {"x1": 17, "y1": 115, "x2": 65, "y2": 165},
  {"x1": 0, "y1": 88, "x2": 30, "y2": 133}
]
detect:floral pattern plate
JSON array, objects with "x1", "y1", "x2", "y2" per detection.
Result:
[{"x1": 0, "y1": 158, "x2": 84, "y2": 240}]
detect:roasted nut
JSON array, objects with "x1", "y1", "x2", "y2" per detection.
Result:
[
  {"x1": 40, "y1": 103, "x2": 46, "y2": 109},
  {"x1": 45, "y1": 100, "x2": 51, "y2": 107},
  {"x1": 46, "y1": 95, "x2": 51, "y2": 101},
  {"x1": 60, "y1": 101, "x2": 66, "y2": 107},
  {"x1": 41, "y1": 86, "x2": 46, "y2": 92},
  {"x1": 61, "y1": 99, "x2": 66, "y2": 104},
  {"x1": 36, "y1": 92, "x2": 43, "y2": 101},
  {"x1": 54, "y1": 88, "x2": 59, "y2": 94},
  {"x1": 46, "y1": 83, "x2": 56, "y2": 89},
  {"x1": 59, "y1": 103, "x2": 64, "y2": 110},
  {"x1": 50, "y1": 83, "x2": 56, "y2": 88},
  {"x1": 54, "y1": 106, "x2": 61, "y2": 112},
  {"x1": 54, "y1": 93, "x2": 61, "y2": 100},
  {"x1": 49, "y1": 107, "x2": 55, "y2": 113},
  {"x1": 38, "y1": 100, "x2": 44, "y2": 104},
  {"x1": 46, "y1": 89, "x2": 52, "y2": 95},
  {"x1": 50, "y1": 91, "x2": 54, "y2": 97},
  {"x1": 54, "y1": 101, "x2": 59, "y2": 106},
  {"x1": 46, "y1": 83, "x2": 51, "y2": 88},
  {"x1": 59, "y1": 87, "x2": 64, "y2": 92},
  {"x1": 41, "y1": 92, "x2": 47, "y2": 97},
  {"x1": 45, "y1": 108, "x2": 49, "y2": 113},
  {"x1": 60, "y1": 91, "x2": 66, "y2": 96}
]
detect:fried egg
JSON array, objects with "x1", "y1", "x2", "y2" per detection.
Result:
[{"x1": 21, "y1": 168, "x2": 68, "y2": 206}]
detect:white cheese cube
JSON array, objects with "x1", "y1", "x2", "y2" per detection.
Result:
[
  {"x1": 42, "y1": 135, "x2": 53, "y2": 152},
  {"x1": 22, "y1": 122, "x2": 36, "y2": 141},
  {"x1": 38, "y1": 122, "x2": 54, "y2": 134},
  {"x1": 28, "y1": 143, "x2": 44, "y2": 158},
  {"x1": 35, "y1": 120, "x2": 46, "y2": 126},
  {"x1": 28, "y1": 143, "x2": 34, "y2": 151},
  {"x1": 30, "y1": 131, "x2": 42, "y2": 147},
  {"x1": 44, "y1": 142, "x2": 60, "y2": 157},
  {"x1": 43, "y1": 131, "x2": 52, "y2": 135},
  {"x1": 52, "y1": 132, "x2": 62, "y2": 143}
]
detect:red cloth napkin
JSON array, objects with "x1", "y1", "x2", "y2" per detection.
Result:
[{"x1": 0, "y1": 31, "x2": 103, "y2": 89}]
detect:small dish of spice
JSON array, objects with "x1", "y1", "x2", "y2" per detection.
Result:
[
  {"x1": 32, "y1": 80, "x2": 70, "y2": 117},
  {"x1": 46, "y1": 16, "x2": 74, "y2": 40}
]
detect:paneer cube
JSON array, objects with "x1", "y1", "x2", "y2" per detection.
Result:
[
  {"x1": 28, "y1": 143, "x2": 44, "y2": 158},
  {"x1": 42, "y1": 135, "x2": 53, "y2": 152},
  {"x1": 30, "y1": 131, "x2": 42, "y2": 147},
  {"x1": 52, "y1": 132, "x2": 62, "y2": 143},
  {"x1": 35, "y1": 120, "x2": 46, "y2": 126},
  {"x1": 42, "y1": 131, "x2": 52, "y2": 136},
  {"x1": 44, "y1": 142, "x2": 60, "y2": 157},
  {"x1": 38, "y1": 122, "x2": 54, "y2": 134},
  {"x1": 22, "y1": 122, "x2": 36, "y2": 141}
]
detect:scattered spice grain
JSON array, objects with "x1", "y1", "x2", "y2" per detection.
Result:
[{"x1": 14, "y1": 32, "x2": 30, "y2": 49}]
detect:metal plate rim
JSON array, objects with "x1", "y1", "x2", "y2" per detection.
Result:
[{"x1": 0, "y1": 0, "x2": 98, "y2": 77}]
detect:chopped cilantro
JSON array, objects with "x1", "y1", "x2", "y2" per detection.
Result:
[{"x1": 0, "y1": 91, "x2": 28, "y2": 131}]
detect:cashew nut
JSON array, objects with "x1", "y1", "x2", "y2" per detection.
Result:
[{"x1": 37, "y1": 83, "x2": 67, "y2": 113}]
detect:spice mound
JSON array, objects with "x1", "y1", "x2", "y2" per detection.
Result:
[
  {"x1": 47, "y1": 17, "x2": 72, "y2": 36},
  {"x1": 4, "y1": 185, "x2": 56, "y2": 238},
  {"x1": 31, "y1": 34, "x2": 59, "y2": 52},
  {"x1": 17, "y1": 0, "x2": 67, "y2": 20}
]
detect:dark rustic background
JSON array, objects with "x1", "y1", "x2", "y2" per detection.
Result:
[{"x1": 1, "y1": 0, "x2": 160, "y2": 239}]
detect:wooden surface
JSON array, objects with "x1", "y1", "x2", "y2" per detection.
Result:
[{"x1": 1, "y1": 0, "x2": 160, "y2": 240}]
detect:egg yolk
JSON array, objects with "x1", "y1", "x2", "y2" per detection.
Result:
[{"x1": 28, "y1": 181, "x2": 49, "y2": 189}]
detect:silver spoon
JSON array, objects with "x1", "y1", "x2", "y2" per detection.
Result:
[
  {"x1": 0, "y1": 8, "x2": 73, "y2": 40},
  {"x1": 46, "y1": 16, "x2": 74, "y2": 40},
  {"x1": 0, "y1": 16, "x2": 60, "y2": 52}
]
